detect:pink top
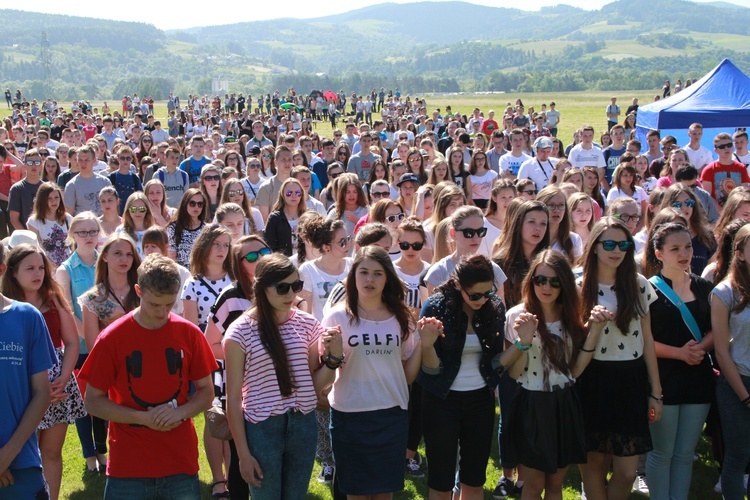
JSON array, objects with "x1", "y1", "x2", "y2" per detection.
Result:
[{"x1": 224, "y1": 309, "x2": 322, "y2": 423}]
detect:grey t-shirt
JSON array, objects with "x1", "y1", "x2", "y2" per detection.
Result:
[
  {"x1": 63, "y1": 173, "x2": 112, "y2": 216},
  {"x1": 424, "y1": 255, "x2": 507, "y2": 290},
  {"x1": 156, "y1": 167, "x2": 190, "y2": 208},
  {"x1": 711, "y1": 281, "x2": 750, "y2": 376},
  {"x1": 347, "y1": 153, "x2": 381, "y2": 182},
  {"x1": 8, "y1": 179, "x2": 42, "y2": 228}
]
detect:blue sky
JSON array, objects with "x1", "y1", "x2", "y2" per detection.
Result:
[{"x1": 17, "y1": 0, "x2": 749, "y2": 30}]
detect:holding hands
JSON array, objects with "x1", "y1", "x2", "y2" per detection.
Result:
[
  {"x1": 322, "y1": 325, "x2": 343, "y2": 358},
  {"x1": 587, "y1": 305, "x2": 615, "y2": 335},
  {"x1": 514, "y1": 312, "x2": 538, "y2": 345},
  {"x1": 680, "y1": 339, "x2": 705, "y2": 365}
]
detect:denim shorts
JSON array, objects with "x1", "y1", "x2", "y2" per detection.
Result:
[{"x1": 104, "y1": 473, "x2": 200, "y2": 500}]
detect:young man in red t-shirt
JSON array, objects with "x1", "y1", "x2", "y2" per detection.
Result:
[
  {"x1": 80, "y1": 255, "x2": 218, "y2": 499},
  {"x1": 699, "y1": 132, "x2": 750, "y2": 207}
]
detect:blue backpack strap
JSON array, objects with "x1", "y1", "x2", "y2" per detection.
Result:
[{"x1": 649, "y1": 275, "x2": 703, "y2": 342}]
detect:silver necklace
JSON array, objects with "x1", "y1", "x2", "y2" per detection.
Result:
[{"x1": 358, "y1": 305, "x2": 388, "y2": 324}]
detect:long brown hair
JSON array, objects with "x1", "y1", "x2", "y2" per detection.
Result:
[
  {"x1": 31, "y1": 182, "x2": 67, "y2": 225},
  {"x1": 94, "y1": 233, "x2": 141, "y2": 312},
  {"x1": 189, "y1": 224, "x2": 233, "y2": 278},
  {"x1": 537, "y1": 185, "x2": 575, "y2": 263},
  {"x1": 231, "y1": 235, "x2": 269, "y2": 302},
  {"x1": 580, "y1": 217, "x2": 645, "y2": 334},
  {"x1": 334, "y1": 174, "x2": 366, "y2": 219},
  {"x1": 715, "y1": 219, "x2": 750, "y2": 285},
  {"x1": 252, "y1": 254, "x2": 297, "y2": 396},
  {"x1": 345, "y1": 246, "x2": 413, "y2": 340},
  {"x1": 171, "y1": 188, "x2": 207, "y2": 249},
  {"x1": 729, "y1": 224, "x2": 750, "y2": 312},
  {"x1": 2, "y1": 244, "x2": 72, "y2": 314},
  {"x1": 640, "y1": 208, "x2": 688, "y2": 278},
  {"x1": 521, "y1": 250, "x2": 585, "y2": 373},
  {"x1": 659, "y1": 183, "x2": 714, "y2": 249},
  {"x1": 271, "y1": 178, "x2": 308, "y2": 218}
]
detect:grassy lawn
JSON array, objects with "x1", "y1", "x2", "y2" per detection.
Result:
[{"x1": 58, "y1": 409, "x2": 721, "y2": 499}]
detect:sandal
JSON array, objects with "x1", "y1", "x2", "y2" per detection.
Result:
[{"x1": 211, "y1": 480, "x2": 230, "y2": 499}]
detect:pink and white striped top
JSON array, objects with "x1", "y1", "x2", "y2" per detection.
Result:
[{"x1": 224, "y1": 309, "x2": 322, "y2": 423}]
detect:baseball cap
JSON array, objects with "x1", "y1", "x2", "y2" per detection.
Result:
[
  {"x1": 534, "y1": 137, "x2": 554, "y2": 150},
  {"x1": 397, "y1": 173, "x2": 419, "y2": 186}
]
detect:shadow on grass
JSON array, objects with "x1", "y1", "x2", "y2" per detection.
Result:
[{"x1": 67, "y1": 468, "x2": 106, "y2": 499}]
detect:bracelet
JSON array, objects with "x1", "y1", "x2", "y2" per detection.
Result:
[
  {"x1": 514, "y1": 339, "x2": 532, "y2": 352},
  {"x1": 324, "y1": 359, "x2": 341, "y2": 370},
  {"x1": 580, "y1": 345, "x2": 596, "y2": 353},
  {"x1": 327, "y1": 352, "x2": 345, "y2": 363},
  {"x1": 740, "y1": 396, "x2": 750, "y2": 406},
  {"x1": 649, "y1": 394, "x2": 664, "y2": 402}
]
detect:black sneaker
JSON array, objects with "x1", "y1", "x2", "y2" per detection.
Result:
[
  {"x1": 317, "y1": 462, "x2": 334, "y2": 484},
  {"x1": 493, "y1": 476, "x2": 514, "y2": 499},
  {"x1": 405, "y1": 457, "x2": 425, "y2": 478}
]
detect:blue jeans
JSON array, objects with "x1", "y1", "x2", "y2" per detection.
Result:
[
  {"x1": 717, "y1": 375, "x2": 750, "y2": 500},
  {"x1": 244, "y1": 410, "x2": 317, "y2": 500},
  {"x1": 0, "y1": 467, "x2": 47, "y2": 499},
  {"x1": 104, "y1": 473, "x2": 200, "y2": 499},
  {"x1": 646, "y1": 403, "x2": 710, "y2": 500}
]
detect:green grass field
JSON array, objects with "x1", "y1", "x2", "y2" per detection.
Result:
[{"x1": 40, "y1": 89, "x2": 717, "y2": 498}]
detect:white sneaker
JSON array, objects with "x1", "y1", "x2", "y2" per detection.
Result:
[
  {"x1": 632, "y1": 475, "x2": 649, "y2": 495},
  {"x1": 580, "y1": 481, "x2": 587, "y2": 500}
]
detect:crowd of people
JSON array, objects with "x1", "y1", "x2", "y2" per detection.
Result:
[{"x1": 2, "y1": 86, "x2": 750, "y2": 500}]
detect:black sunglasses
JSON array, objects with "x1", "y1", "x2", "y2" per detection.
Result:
[
  {"x1": 330, "y1": 172, "x2": 343, "y2": 179},
  {"x1": 716, "y1": 142, "x2": 733, "y2": 150},
  {"x1": 532, "y1": 275, "x2": 562, "y2": 289},
  {"x1": 399, "y1": 241, "x2": 424, "y2": 251},
  {"x1": 270, "y1": 279, "x2": 304, "y2": 295},
  {"x1": 188, "y1": 200, "x2": 204, "y2": 208},
  {"x1": 371, "y1": 191, "x2": 390, "y2": 198},
  {"x1": 244, "y1": 247, "x2": 271, "y2": 263},
  {"x1": 203, "y1": 175, "x2": 220, "y2": 182},
  {"x1": 458, "y1": 227, "x2": 487, "y2": 239},
  {"x1": 521, "y1": 189, "x2": 538, "y2": 196},
  {"x1": 464, "y1": 289, "x2": 495, "y2": 301}
]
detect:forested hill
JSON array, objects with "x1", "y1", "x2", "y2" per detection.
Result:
[{"x1": 2, "y1": 0, "x2": 750, "y2": 100}]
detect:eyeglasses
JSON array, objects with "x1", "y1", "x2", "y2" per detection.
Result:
[
  {"x1": 521, "y1": 189, "x2": 538, "y2": 196},
  {"x1": 188, "y1": 200, "x2": 204, "y2": 208},
  {"x1": 598, "y1": 240, "x2": 633, "y2": 251},
  {"x1": 74, "y1": 230, "x2": 99, "y2": 238},
  {"x1": 244, "y1": 247, "x2": 272, "y2": 263},
  {"x1": 399, "y1": 241, "x2": 424, "y2": 251},
  {"x1": 532, "y1": 275, "x2": 562, "y2": 289},
  {"x1": 463, "y1": 289, "x2": 495, "y2": 301},
  {"x1": 330, "y1": 172, "x2": 343, "y2": 179},
  {"x1": 24, "y1": 160, "x2": 42, "y2": 166},
  {"x1": 371, "y1": 191, "x2": 390, "y2": 199},
  {"x1": 57, "y1": 150, "x2": 69, "y2": 155},
  {"x1": 128, "y1": 206, "x2": 147, "y2": 213},
  {"x1": 336, "y1": 235, "x2": 352, "y2": 248},
  {"x1": 270, "y1": 279, "x2": 304, "y2": 295},
  {"x1": 285, "y1": 190, "x2": 302, "y2": 198},
  {"x1": 118, "y1": 156, "x2": 133, "y2": 161},
  {"x1": 671, "y1": 200, "x2": 696, "y2": 209},
  {"x1": 248, "y1": 163, "x2": 261, "y2": 169},
  {"x1": 457, "y1": 227, "x2": 487, "y2": 239},
  {"x1": 385, "y1": 212, "x2": 406, "y2": 223},
  {"x1": 716, "y1": 143, "x2": 733, "y2": 150},
  {"x1": 546, "y1": 203, "x2": 565, "y2": 212},
  {"x1": 613, "y1": 213, "x2": 641, "y2": 223},
  {"x1": 227, "y1": 190, "x2": 244, "y2": 197},
  {"x1": 203, "y1": 175, "x2": 220, "y2": 182}
]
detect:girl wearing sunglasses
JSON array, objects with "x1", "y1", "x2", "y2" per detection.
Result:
[
  {"x1": 218, "y1": 178, "x2": 262, "y2": 236},
  {"x1": 224, "y1": 253, "x2": 328, "y2": 499},
  {"x1": 425, "y1": 206, "x2": 507, "y2": 297},
  {"x1": 537, "y1": 185, "x2": 583, "y2": 265},
  {"x1": 116, "y1": 192, "x2": 154, "y2": 258},
  {"x1": 503, "y1": 250, "x2": 612, "y2": 500},
  {"x1": 365, "y1": 198, "x2": 406, "y2": 260},
  {"x1": 206, "y1": 235, "x2": 271, "y2": 498},
  {"x1": 659, "y1": 184, "x2": 715, "y2": 276},
  {"x1": 168, "y1": 188, "x2": 208, "y2": 269},
  {"x1": 394, "y1": 217, "x2": 430, "y2": 313},
  {"x1": 200, "y1": 164, "x2": 223, "y2": 222},
  {"x1": 318, "y1": 246, "x2": 435, "y2": 498},
  {"x1": 241, "y1": 157, "x2": 266, "y2": 206},
  {"x1": 577, "y1": 217, "x2": 662, "y2": 500},
  {"x1": 419, "y1": 254, "x2": 518, "y2": 499},
  {"x1": 264, "y1": 178, "x2": 307, "y2": 256}
]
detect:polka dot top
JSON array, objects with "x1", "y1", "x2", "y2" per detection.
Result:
[{"x1": 181, "y1": 273, "x2": 233, "y2": 326}]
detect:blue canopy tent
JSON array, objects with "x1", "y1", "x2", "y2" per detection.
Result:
[{"x1": 635, "y1": 58, "x2": 750, "y2": 155}]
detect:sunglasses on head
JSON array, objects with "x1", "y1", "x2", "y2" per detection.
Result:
[
  {"x1": 227, "y1": 190, "x2": 244, "y2": 197},
  {"x1": 385, "y1": 212, "x2": 406, "y2": 224},
  {"x1": 270, "y1": 279, "x2": 304, "y2": 295},
  {"x1": 128, "y1": 206, "x2": 147, "y2": 213},
  {"x1": 188, "y1": 200, "x2": 204, "y2": 208},
  {"x1": 203, "y1": 174, "x2": 220, "y2": 182},
  {"x1": 598, "y1": 240, "x2": 633, "y2": 251},
  {"x1": 464, "y1": 289, "x2": 495, "y2": 301},
  {"x1": 671, "y1": 200, "x2": 696, "y2": 209},
  {"x1": 532, "y1": 275, "x2": 562, "y2": 289},
  {"x1": 371, "y1": 191, "x2": 390, "y2": 199},
  {"x1": 399, "y1": 241, "x2": 424, "y2": 251},
  {"x1": 244, "y1": 247, "x2": 272, "y2": 263},
  {"x1": 458, "y1": 227, "x2": 487, "y2": 239}
]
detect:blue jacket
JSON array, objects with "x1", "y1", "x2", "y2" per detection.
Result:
[{"x1": 417, "y1": 291, "x2": 506, "y2": 399}]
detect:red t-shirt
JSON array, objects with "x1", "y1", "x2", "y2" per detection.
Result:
[
  {"x1": 699, "y1": 160, "x2": 750, "y2": 206},
  {"x1": 79, "y1": 313, "x2": 218, "y2": 478}
]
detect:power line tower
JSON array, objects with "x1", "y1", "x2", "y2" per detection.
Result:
[{"x1": 40, "y1": 31, "x2": 52, "y2": 97}]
